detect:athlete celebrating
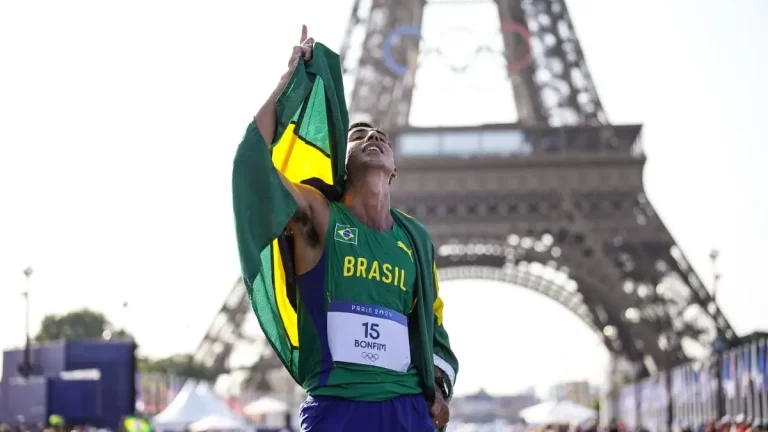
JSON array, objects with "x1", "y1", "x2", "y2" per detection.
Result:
[{"x1": 238, "y1": 26, "x2": 458, "y2": 431}]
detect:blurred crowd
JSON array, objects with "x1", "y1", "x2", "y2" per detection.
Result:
[
  {"x1": 700, "y1": 415, "x2": 767, "y2": 432},
  {"x1": 0, "y1": 424, "x2": 101, "y2": 432},
  {"x1": 516, "y1": 416, "x2": 768, "y2": 432},
  {"x1": 0, "y1": 414, "x2": 112, "y2": 432}
]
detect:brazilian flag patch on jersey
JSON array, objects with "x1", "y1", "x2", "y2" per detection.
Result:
[{"x1": 334, "y1": 223, "x2": 358, "y2": 245}]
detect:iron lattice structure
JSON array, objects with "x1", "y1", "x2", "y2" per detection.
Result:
[
  {"x1": 196, "y1": 0, "x2": 736, "y2": 386},
  {"x1": 194, "y1": 279, "x2": 291, "y2": 393}
]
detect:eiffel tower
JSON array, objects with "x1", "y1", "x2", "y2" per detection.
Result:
[{"x1": 195, "y1": 0, "x2": 738, "y2": 414}]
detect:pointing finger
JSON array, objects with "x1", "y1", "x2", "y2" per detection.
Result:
[{"x1": 300, "y1": 24, "x2": 307, "y2": 43}]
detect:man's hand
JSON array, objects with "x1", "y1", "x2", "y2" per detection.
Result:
[
  {"x1": 257, "y1": 25, "x2": 315, "y2": 144},
  {"x1": 288, "y1": 25, "x2": 314, "y2": 71},
  {"x1": 430, "y1": 385, "x2": 450, "y2": 429}
]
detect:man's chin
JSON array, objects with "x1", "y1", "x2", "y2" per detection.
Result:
[{"x1": 359, "y1": 158, "x2": 391, "y2": 170}]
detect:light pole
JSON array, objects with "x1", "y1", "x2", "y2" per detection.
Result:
[
  {"x1": 20, "y1": 267, "x2": 33, "y2": 377},
  {"x1": 710, "y1": 250, "x2": 725, "y2": 355},
  {"x1": 710, "y1": 250, "x2": 721, "y2": 303},
  {"x1": 709, "y1": 249, "x2": 726, "y2": 420},
  {"x1": 104, "y1": 301, "x2": 132, "y2": 340},
  {"x1": 121, "y1": 301, "x2": 130, "y2": 339}
]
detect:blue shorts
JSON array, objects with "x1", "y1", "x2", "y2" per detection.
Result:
[{"x1": 299, "y1": 394, "x2": 435, "y2": 431}]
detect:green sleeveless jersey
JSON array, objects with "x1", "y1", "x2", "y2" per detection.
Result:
[{"x1": 296, "y1": 202, "x2": 422, "y2": 401}]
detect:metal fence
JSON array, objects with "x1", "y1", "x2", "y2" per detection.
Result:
[{"x1": 617, "y1": 334, "x2": 767, "y2": 431}]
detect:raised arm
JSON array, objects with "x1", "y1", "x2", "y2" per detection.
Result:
[
  {"x1": 232, "y1": 26, "x2": 331, "y2": 279},
  {"x1": 252, "y1": 25, "x2": 329, "y2": 231}
]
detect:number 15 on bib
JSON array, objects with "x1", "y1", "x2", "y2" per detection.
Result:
[{"x1": 327, "y1": 301, "x2": 411, "y2": 372}]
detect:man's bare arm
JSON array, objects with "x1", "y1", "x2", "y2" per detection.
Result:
[{"x1": 253, "y1": 25, "x2": 328, "y2": 237}]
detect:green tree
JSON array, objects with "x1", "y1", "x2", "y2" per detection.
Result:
[
  {"x1": 138, "y1": 354, "x2": 218, "y2": 381},
  {"x1": 35, "y1": 308, "x2": 132, "y2": 342}
]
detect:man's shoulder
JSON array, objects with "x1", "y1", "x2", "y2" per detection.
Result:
[
  {"x1": 301, "y1": 177, "x2": 342, "y2": 201},
  {"x1": 392, "y1": 208, "x2": 431, "y2": 238},
  {"x1": 392, "y1": 207, "x2": 422, "y2": 223}
]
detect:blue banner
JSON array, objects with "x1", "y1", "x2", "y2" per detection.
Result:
[
  {"x1": 740, "y1": 345, "x2": 751, "y2": 397},
  {"x1": 723, "y1": 351, "x2": 736, "y2": 399},
  {"x1": 757, "y1": 339, "x2": 767, "y2": 392}
]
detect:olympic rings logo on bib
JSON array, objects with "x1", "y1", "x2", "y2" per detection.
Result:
[{"x1": 361, "y1": 352, "x2": 380, "y2": 362}]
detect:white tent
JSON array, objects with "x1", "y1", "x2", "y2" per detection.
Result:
[
  {"x1": 152, "y1": 380, "x2": 244, "y2": 431},
  {"x1": 189, "y1": 415, "x2": 249, "y2": 432},
  {"x1": 242, "y1": 396, "x2": 288, "y2": 429},
  {"x1": 243, "y1": 397, "x2": 288, "y2": 416},
  {"x1": 519, "y1": 400, "x2": 597, "y2": 425}
]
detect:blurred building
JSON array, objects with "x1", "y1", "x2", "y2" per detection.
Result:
[
  {"x1": 451, "y1": 389, "x2": 538, "y2": 423},
  {"x1": 548, "y1": 381, "x2": 598, "y2": 407}
]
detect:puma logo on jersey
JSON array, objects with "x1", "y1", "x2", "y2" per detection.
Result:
[{"x1": 397, "y1": 241, "x2": 413, "y2": 261}]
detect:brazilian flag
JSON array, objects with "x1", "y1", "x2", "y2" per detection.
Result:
[{"x1": 231, "y1": 42, "x2": 348, "y2": 380}]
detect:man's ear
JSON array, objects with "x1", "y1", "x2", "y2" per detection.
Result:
[{"x1": 389, "y1": 167, "x2": 397, "y2": 185}]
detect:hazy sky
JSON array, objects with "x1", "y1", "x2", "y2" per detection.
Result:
[{"x1": 1, "y1": 0, "x2": 766, "y2": 398}]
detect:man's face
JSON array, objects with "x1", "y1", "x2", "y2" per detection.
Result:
[{"x1": 345, "y1": 124, "x2": 396, "y2": 179}]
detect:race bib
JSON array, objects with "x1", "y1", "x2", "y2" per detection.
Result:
[{"x1": 327, "y1": 301, "x2": 411, "y2": 372}]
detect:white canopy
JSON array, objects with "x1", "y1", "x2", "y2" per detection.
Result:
[
  {"x1": 243, "y1": 397, "x2": 288, "y2": 416},
  {"x1": 188, "y1": 415, "x2": 249, "y2": 432},
  {"x1": 519, "y1": 400, "x2": 597, "y2": 425},
  {"x1": 152, "y1": 380, "x2": 244, "y2": 431}
]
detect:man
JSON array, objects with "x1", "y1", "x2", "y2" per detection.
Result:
[{"x1": 234, "y1": 26, "x2": 457, "y2": 431}]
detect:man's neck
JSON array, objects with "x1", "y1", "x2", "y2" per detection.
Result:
[{"x1": 342, "y1": 173, "x2": 393, "y2": 231}]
